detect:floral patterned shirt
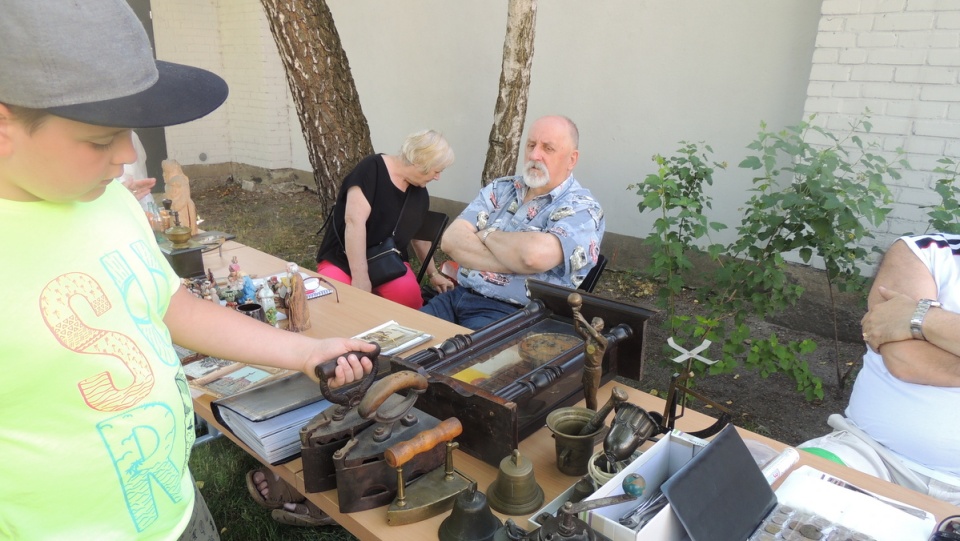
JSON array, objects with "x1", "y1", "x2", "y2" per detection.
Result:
[{"x1": 455, "y1": 174, "x2": 605, "y2": 305}]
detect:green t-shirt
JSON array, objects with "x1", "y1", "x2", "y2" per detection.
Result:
[{"x1": 0, "y1": 182, "x2": 194, "y2": 540}]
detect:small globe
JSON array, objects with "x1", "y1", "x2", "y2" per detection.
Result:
[{"x1": 622, "y1": 473, "x2": 646, "y2": 497}]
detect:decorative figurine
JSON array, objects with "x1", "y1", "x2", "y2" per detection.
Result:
[
  {"x1": 162, "y1": 159, "x2": 199, "y2": 235},
  {"x1": 285, "y1": 263, "x2": 311, "y2": 332},
  {"x1": 569, "y1": 292, "x2": 608, "y2": 411},
  {"x1": 241, "y1": 275, "x2": 257, "y2": 304},
  {"x1": 227, "y1": 257, "x2": 243, "y2": 290},
  {"x1": 257, "y1": 283, "x2": 278, "y2": 325}
]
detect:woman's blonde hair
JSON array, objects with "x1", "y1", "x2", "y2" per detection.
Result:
[{"x1": 400, "y1": 129, "x2": 455, "y2": 174}]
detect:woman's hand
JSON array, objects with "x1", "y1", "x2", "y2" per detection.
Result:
[
  {"x1": 352, "y1": 274, "x2": 373, "y2": 293},
  {"x1": 429, "y1": 271, "x2": 454, "y2": 293}
]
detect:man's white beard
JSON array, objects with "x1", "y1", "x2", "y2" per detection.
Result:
[{"x1": 523, "y1": 161, "x2": 550, "y2": 188}]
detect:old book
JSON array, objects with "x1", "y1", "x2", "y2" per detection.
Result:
[
  {"x1": 177, "y1": 345, "x2": 293, "y2": 399},
  {"x1": 353, "y1": 320, "x2": 432, "y2": 356},
  {"x1": 211, "y1": 372, "x2": 329, "y2": 464}
]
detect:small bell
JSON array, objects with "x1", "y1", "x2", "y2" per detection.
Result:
[
  {"x1": 487, "y1": 449, "x2": 544, "y2": 515},
  {"x1": 438, "y1": 486, "x2": 502, "y2": 541}
]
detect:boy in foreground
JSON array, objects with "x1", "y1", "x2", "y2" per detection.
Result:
[{"x1": 0, "y1": 1, "x2": 374, "y2": 539}]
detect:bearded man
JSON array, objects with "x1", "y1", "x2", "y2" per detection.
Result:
[{"x1": 421, "y1": 115, "x2": 605, "y2": 330}]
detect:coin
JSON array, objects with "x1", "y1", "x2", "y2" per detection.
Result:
[{"x1": 798, "y1": 523, "x2": 823, "y2": 540}]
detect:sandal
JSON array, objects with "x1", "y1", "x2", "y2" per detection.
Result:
[
  {"x1": 245, "y1": 468, "x2": 305, "y2": 510},
  {"x1": 271, "y1": 501, "x2": 336, "y2": 527}
]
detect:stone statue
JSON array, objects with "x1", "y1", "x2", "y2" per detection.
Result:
[
  {"x1": 569, "y1": 292, "x2": 608, "y2": 411},
  {"x1": 162, "y1": 159, "x2": 198, "y2": 235}
]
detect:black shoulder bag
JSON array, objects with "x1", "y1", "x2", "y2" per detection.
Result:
[{"x1": 334, "y1": 191, "x2": 409, "y2": 288}]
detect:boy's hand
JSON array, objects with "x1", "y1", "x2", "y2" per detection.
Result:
[{"x1": 305, "y1": 339, "x2": 377, "y2": 388}]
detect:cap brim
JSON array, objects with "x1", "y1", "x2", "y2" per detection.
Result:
[{"x1": 46, "y1": 61, "x2": 228, "y2": 128}]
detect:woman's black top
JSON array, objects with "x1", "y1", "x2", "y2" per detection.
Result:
[{"x1": 316, "y1": 154, "x2": 428, "y2": 275}]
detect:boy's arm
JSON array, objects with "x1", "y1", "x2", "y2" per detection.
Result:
[{"x1": 163, "y1": 287, "x2": 374, "y2": 387}]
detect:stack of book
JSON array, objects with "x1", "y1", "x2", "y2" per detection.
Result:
[{"x1": 211, "y1": 373, "x2": 330, "y2": 464}]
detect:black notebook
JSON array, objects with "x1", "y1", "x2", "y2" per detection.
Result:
[{"x1": 661, "y1": 424, "x2": 777, "y2": 541}]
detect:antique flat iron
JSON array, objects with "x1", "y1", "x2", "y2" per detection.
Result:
[
  {"x1": 300, "y1": 345, "x2": 381, "y2": 493},
  {"x1": 385, "y1": 417, "x2": 474, "y2": 525},
  {"x1": 333, "y1": 370, "x2": 445, "y2": 513}
]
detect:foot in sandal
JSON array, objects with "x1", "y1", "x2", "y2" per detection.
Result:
[
  {"x1": 245, "y1": 468, "x2": 305, "y2": 509},
  {"x1": 271, "y1": 500, "x2": 336, "y2": 527}
]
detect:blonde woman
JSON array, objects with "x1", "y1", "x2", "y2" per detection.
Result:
[{"x1": 316, "y1": 130, "x2": 455, "y2": 308}]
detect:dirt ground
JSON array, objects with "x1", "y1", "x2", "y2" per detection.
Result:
[{"x1": 192, "y1": 181, "x2": 867, "y2": 447}]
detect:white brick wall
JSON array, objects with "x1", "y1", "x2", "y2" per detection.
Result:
[
  {"x1": 152, "y1": 0, "x2": 307, "y2": 170},
  {"x1": 804, "y1": 0, "x2": 960, "y2": 255},
  {"x1": 152, "y1": 0, "x2": 231, "y2": 166}
]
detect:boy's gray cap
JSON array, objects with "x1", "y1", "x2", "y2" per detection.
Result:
[{"x1": 0, "y1": 0, "x2": 228, "y2": 128}]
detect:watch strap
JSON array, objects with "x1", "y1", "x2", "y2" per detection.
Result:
[{"x1": 910, "y1": 298, "x2": 942, "y2": 341}]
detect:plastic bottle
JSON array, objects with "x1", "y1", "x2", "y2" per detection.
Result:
[{"x1": 761, "y1": 447, "x2": 800, "y2": 484}]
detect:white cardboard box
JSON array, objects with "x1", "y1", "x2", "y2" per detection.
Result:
[{"x1": 583, "y1": 430, "x2": 708, "y2": 541}]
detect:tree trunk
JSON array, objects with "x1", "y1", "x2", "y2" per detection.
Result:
[
  {"x1": 481, "y1": 0, "x2": 538, "y2": 186},
  {"x1": 259, "y1": 0, "x2": 373, "y2": 209}
]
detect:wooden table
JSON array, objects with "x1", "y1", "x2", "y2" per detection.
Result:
[{"x1": 194, "y1": 244, "x2": 960, "y2": 540}]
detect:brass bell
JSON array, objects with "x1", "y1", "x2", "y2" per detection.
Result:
[
  {"x1": 438, "y1": 486, "x2": 502, "y2": 541},
  {"x1": 486, "y1": 449, "x2": 544, "y2": 515}
]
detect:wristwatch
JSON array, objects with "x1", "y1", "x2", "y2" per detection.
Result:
[{"x1": 910, "y1": 298, "x2": 942, "y2": 341}]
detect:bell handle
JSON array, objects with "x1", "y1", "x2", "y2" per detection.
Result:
[
  {"x1": 384, "y1": 417, "x2": 462, "y2": 468},
  {"x1": 357, "y1": 369, "x2": 428, "y2": 419},
  {"x1": 315, "y1": 343, "x2": 380, "y2": 407}
]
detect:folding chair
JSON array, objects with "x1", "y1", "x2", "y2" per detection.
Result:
[
  {"x1": 412, "y1": 210, "x2": 450, "y2": 285},
  {"x1": 578, "y1": 253, "x2": 607, "y2": 293}
]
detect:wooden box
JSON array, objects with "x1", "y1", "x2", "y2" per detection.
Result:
[{"x1": 390, "y1": 279, "x2": 654, "y2": 466}]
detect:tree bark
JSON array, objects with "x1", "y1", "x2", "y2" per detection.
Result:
[
  {"x1": 481, "y1": 0, "x2": 538, "y2": 186},
  {"x1": 259, "y1": 0, "x2": 373, "y2": 209}
]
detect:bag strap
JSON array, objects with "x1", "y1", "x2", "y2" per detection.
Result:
[
  {"x1": 391, "y1": 191, "x2": 410, "y2": 236},
  {"x1": 315, "y1": 210, "x2": 333, "y2": 236}
]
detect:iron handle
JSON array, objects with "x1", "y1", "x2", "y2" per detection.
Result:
[
  {"x1": 315, "y1": 344, "x2": 380, "y2": 407},
  {"x1": 385, "y1": 417, "x2": 462, "y2": 468},
  {"x1": 357, "y1": 370, "x2": 429, "y2": 418}
]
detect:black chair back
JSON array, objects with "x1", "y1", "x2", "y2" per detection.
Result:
[
  {"x1": 412, "y1": 210, "x2": 450, "y2": 284},
  {"x1": 578, "y1": 253, "x2": 607, "y2": 293}
]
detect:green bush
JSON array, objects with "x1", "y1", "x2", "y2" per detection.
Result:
[{"x1": 633, "y1": 113, "x2": 905, "y2": 399}]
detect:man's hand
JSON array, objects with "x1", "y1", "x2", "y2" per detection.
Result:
[
  {"x1": 304, "y1": 338, "x2": 377, "y2": 388},
  {"x1": 862, "y1": 286, "x2": 916, "y2": 351}
]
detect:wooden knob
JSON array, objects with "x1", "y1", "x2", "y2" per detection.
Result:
[{"x1": 385, "y1": 418, "x2": 462, "y2": 468}]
